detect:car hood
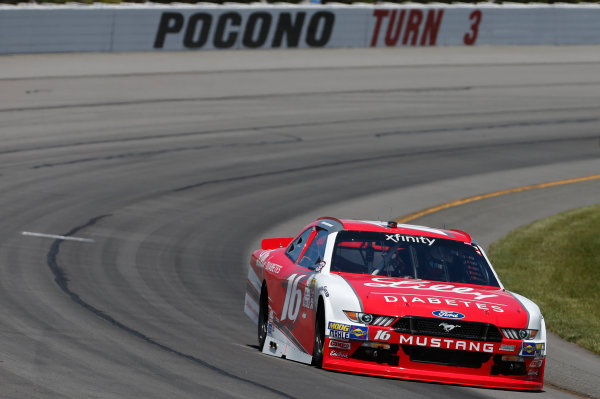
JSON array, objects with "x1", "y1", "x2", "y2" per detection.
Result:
[{"x1": 340, "y1": 274, "x2": 529, "y2": 327}]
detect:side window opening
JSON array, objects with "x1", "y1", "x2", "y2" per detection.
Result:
[
  {"x1": 297, "y1": 228, "x2": 329, "y2": 270},
  {"x1": 286, "y1": 228, "x2": 313, "y2": 263}
]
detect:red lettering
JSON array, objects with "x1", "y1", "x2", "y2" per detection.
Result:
[
  {"x1": 402, "y1": 10, "x2": 423, "y2": 45},
  {"x1": 464, "y1": 9, "x2": 482, "y2": 45},
  {"x1": 385, "y1": 10, "x2": 405, "y2": 46},
  {"x1": 371, "y1": 10, "x2": 389, "y2": 47},
  {"x1": 420, "y1": 10, "x2": 444, "y2": 46}
]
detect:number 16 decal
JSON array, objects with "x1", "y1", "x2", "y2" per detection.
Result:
[
  {"x1": 374, "y1": 330, "x2": 391, "y2": 341},
  {"x1": 281, "y1": 273, "x2": 305, "y2": 322},
  {"x1": 464, "y1": 10, "x2": 482, "y2": 46}
]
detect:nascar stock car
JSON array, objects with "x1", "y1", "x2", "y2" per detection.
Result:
[{"x1": 244, "y1": 217, "x2": 546, "y2": 390}]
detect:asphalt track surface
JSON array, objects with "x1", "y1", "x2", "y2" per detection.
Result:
[{"x1": 1, "y1": 47, "x2": 599, "y2": 399}]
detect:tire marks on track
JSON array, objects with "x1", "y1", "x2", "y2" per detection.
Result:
[
  {"x1": 46, "y1": 214, "x2": 297, "y2": 399},
  {"x1": 172, "y1": 135, "x2": 598, "y2": 193}
]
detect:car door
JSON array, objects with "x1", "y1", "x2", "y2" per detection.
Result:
[{"x1": 280, "y1": 227, "x2": 329, "y2": 352}]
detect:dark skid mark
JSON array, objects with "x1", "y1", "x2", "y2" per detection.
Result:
[
  {"x1": 1, "y1": 86, "x2": 472, "y2": 113},
  {"x1": 3, "y1": 80, "x2": 600, "y2": 114},
  {"x1": 375, "y1": 117, "x2": 600, "y2": 137},
  {"x1": 46, "y1": 215, "x2": 296, "y2": 399},
  {"x1": 32, "y1": 136, "x2": 302, "y2": 169},
  {"x1": 2, "y1": 105, "x2": 598, "y2": 157},
  {"x1": 173, "y1": 135, "x2": 597, "y2": 193}
]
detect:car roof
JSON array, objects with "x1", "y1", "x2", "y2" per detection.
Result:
[{"x1": 315, "y1": 217, "x2": 472, "y2": 243}]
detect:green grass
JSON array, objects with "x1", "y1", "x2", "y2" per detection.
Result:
[{"x1": 488, "y1": 204, "x2": 600, "y2": 356}]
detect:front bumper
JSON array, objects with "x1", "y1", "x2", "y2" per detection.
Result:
[{"x1": 322, "y1": 336, "x2": 545, "y2": 391}]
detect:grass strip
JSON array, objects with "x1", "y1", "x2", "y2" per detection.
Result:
[{"x1": 488, "y1": 203, "x2": 600, "y2": 356}]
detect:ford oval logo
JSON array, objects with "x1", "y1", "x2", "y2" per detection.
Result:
[{"x1": 432, "y1": 310, "x2": 465, "y2": 319}]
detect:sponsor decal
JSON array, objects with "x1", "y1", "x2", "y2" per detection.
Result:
[
  {"x1": 385, "y1": 234, "x2": 435, "y2": 246},
  {"x1": 267, "y1": 322, "x2": 273, "y2": 336},
  {"x1": 349, "y1": 326, "x2": 368, "y2": 340},
  {"x1": 528, "y1": 370, "x2": 539, "y2": 376},
  {"x1": 432, "y1": 310, "x2": 465, "y2": 319},
  {"x1": 370, "y1": 9, "x2": 445, "y2": 47},
  {"x1": 328, "y1": 322, "x2": 350, "y2": 332},
  {"x1": 499, "y1": 344, "x2": 516, "y2": 352},
  {"x1": 154, "y1": 11, "x2": 335, "y2": 50},
  {"x1": 399, "y1": 334, "x2": 495, "y2": 353},
  {"x1": 315, "y1": 261, "x2": 326, "y2": 273},
  {"x1": 536, "y1": 343, "x2": 545, "y2": 351},
  {"x1": 330, "y1": 330, "x2": 348, "y2": 340},
  {"x1": 258, "y1": 250, "x2": 271, "y2": 264},
  {"x1": 383, "y1": 294, "x2": 505, "y2": 313},
  {"x1": 529, "y1": 359, "x2": 543, "y2": 368},
  {"x1": 521, "y1": 342, "x2": 536, "y2": 357},
  {"x1": 366, "y1": 277, "x2": 498, "y2": 300},
  {"x1": 321, "y1": 287, "x2": 330, "y2": 298},
  {"x1": 329, "y1": 349, "x2": 349, "y2": 359},
  {"x1": 439, "y1": 322, "x2": 461, "y2": 332},
  {"x1": 525, "y1": 343, "x2": 545, "y2": 357},
  {"x1": 329, "y1": 340, "x2": 351, "y2": 350},
  {"x1": 264, "y1": 261, "x2": 282, "y2": 274},
  {"x1": 303, "y1": 286, "x2": 311, "y2": 308},
  {"x1": 328, "y1": 322, "x2": 367, "y2": 340}
]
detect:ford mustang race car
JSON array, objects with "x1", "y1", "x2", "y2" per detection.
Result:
[{"x1": 244, "y1": 218, "x2": 546, "y2": 390}]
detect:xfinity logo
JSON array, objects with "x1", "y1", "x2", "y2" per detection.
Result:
[{"x1": 432, "y1": 310, "x2": 465, "y2": 319}]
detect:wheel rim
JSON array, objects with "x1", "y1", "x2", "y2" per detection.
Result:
[
  {"x1": 314, "y1": 322, "x2": 323, "y2": 357},
  {"x1": 313, "y1": 311, "x2": 324, "y2": 366},
  {"x1": 259, "y1": 310, "x2": 267, "y2": 344},
  {"x1": 258, "y1": 288, "x2": 268, "y2": 349}
]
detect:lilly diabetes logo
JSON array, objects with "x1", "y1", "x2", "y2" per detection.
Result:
[{"x1": 432, "y1": 310, "x2": 465, "y2": 319}]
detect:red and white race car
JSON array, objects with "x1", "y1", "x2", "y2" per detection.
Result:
[{"x1": 244, "y1": 218, "x2": 546, "y2": 390}]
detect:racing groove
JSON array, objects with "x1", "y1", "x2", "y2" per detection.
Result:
[{"x1": 1, "y1": 47, "x2": 599, "y2": 399}]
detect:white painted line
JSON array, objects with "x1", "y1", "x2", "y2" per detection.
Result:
[{"x1": 22, "y1": 231, "x2": 95, "y2": 243}]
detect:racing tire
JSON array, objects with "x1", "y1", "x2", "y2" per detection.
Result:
[
  {"x1": 258, "y1": 284, "x2": 268, "y2": 351},
  {"x1": 312, "y1": 304, "x2": 325, "y2": 367}
]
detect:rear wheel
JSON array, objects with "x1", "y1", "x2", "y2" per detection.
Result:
[
  {"x1": 312, "y1": 304, "x2": 325, "y2": 367},
  {"x1": 258, "y1": 284, "x2": 268, "y2": 351}
]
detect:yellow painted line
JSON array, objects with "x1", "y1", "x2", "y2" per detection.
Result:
[{"x1": 396, "y1": 174, "x2": 600, "y2": 223}]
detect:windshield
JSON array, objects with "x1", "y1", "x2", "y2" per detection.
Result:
[{"x1": 331, "y1": 231, "x2": 500, "y2": 287}]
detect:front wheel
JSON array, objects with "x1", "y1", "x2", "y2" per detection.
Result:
[
  {"x1": 312, "y1": 307, "x2": 325, "y2": 367},
  {"x1": 258, "y1": 285, "x2": 268, "y2": 351}
]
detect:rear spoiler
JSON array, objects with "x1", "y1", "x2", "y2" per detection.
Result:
[{"x1": 261, "y1": 237, "x2": 294, "y2": 250}]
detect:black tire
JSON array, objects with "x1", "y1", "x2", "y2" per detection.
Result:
[
  {"x1": 312, "y1": 304, "x2": 325, "y2": 367},
  {"x1": 258, "y1": 284, "x2": 268, "y2": 351}
]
